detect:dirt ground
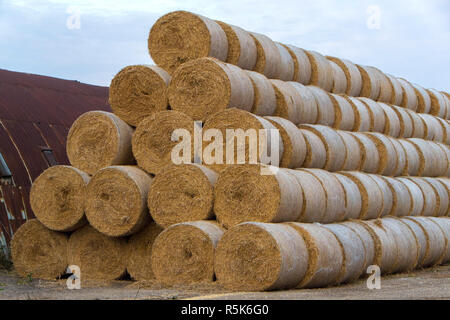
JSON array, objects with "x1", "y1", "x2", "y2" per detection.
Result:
[{"x1": 0, "y1": 264, "x2": 449, "y2": 300}]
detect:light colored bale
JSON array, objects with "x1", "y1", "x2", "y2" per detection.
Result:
[
  {"x1": 283, "y1": 45, "x2": 312, "y2": 85},
  {"x1": 30, "y1": 165, "x2": 89, "y2": 232},
  {"x1": 422, "y1": 177, "x2": 449, "y2": 217},
  {"x1": 300, "y1": 129, "x2": 327, "y2": 169},
  {"x1": 168, "y1": 57, "x2": 254, "y2": 121},
  {"x1": 340, "y1": 220, "x2": 375, "y2": 272},
  {"x1": 399, "y1": 218, "x2": 428, "y2": 267},
  {"x1": 391, "y1": 105, "x2": 414, "y2": 138},
  {"x1": 338, "y1": 131, "x2": 361, "y2": 171},
  {"x1": 85, "y1": 166, "x2": 152, "y2": 237},
  {"x1": 427, "y1": 89, "x2": 447, "y2": 118},
  {"x1": 390, "y1": 139, "x2": 407, "y2": 177},
  {"x1": 214, "y1": 222, "x2": 309, "y2": 291},
  {"x1": 377, "y1": 72, "x2": 394, "y2": 103},
  {"x1": 420, "y1": 114, "x2": 444, "y2": 143},
  {"x1": 245, "y1": 70, "x2": 277, "y2": 116},
  {"x1": 385, "y1": 74, "x2": 403, "y2": 106},
  {"x1": 328, "y1": 94, "x2": 355, "y2": 131},
  {"x1": 11, "y1": 219, "x2": 68, "y2": 280},
  {"x1": 275, "y1": 42, "x2": 295, "y2": 81},
  {"x1": 427, "y1": 217, "x2": 450, "y2": 263},
  {"x1": 151, "y1": 221, "x2": 224, "y2": 285},
  {"x1": 66, "y1": 111, "x2": 134, "y2": 175},
  {"x1": 381, "y1": 176, "x2": 412, "y2": 217},
  {"x1": 250, "y1": 32, "x2": 282, "y2": 79},
  {"x1": 271, "y1": 80, "x2": 305, "y2": 124},
  {"x1": 329, "y1": 60, "x2": 347, "y2": 94},
  {"x1": 148, "y1": 164, "x2": 218, "y2": 228},
  {"x1": 349, "y1": 132, "x2": 380, "y2": 174},
  {"x1": 408, "y1": 138, "x2": 445, "y2": 176},
  {"x1": 326, "y1": 56, "x2": 362, "y2": 96},
  {"x1": 335, "y1": 174, "x2": 362, "y2": 220},
  {"x1": 148, "y1": 11, "x2": 228, "y2": 74},
  {"x1": 356, "y1": 65, "x2": 381, "y2": 100},
  {"x1": 345, "y1": 96, "x2": 372, "y2": 132},
  {"x1": 441, "y1": 92, "x2": 450, "y2": 120},
  {"x1": 397, "y1": 177, "x2": 424, "y2": 216},
  {"x1": 306, "y1": 86, "x2": 335, "y2": 127},
  {"x1": 417, "y1": 114, "x2": 436, "y2": 141},
  {"x1": 289, "y1": 82, "x2": 319, "y2": 124},
  {"x1": 407, "y1": 110, "x2": 426, "y2": 139},
  {"x1": 412, "y1": 83, "x2": 432, "y2": 114},
  {"x1": 369, "y1": 174, "x2": 393, "y2": 218},
  {"x1": 436, "y1": 142, "x2": 450, "y2": 177},
  {"x1": 398, "y1": 78, "x2": 418, "y2": 111},
  {"x1": 406, "y1": 178, "x2": 438, "y2": 217},
  {"x1": 305, "y1": 51, "x2": 334, "y2": 92},
  {"x1": 397, "y1": 139, "x2": 420, "y2": 176},
  {"x1": 363, "y1": 133, "x2": 398, "y2": 176},
  {"x1": 358, "y1": 98, "x2": 386, "y2": 133},
  {"x1": 378, "y1": 103, "x2": 401, "y2": 138},
  {"x1": 435, "y1": 117, "x2": 450, "y2": 144}
]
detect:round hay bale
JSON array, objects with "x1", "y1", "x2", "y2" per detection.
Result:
[
  {"x1": 340, "y1": 172, "x2": 383, "y2": 219},
  {"x1": 148, "y1": 11, "x2": 228, "y2": 74},
  {"x1": 67, "y1": 225, "x2": 127, "y2": 280},
  {"x1": 427, "y1": 89, "x2": 447, "y2": 118},
  {"x1": 417, "y1": 114, "x2": 436, "y2": 141},
  {"x1": 132, "y1": 110, "x2": 195, "y2": 175},
  {"x1": 385, "y1": 74, "x2": 403, "y2": 106},
  {"x1": 307, "y1": 86, "x2": 335, "y2": 127},
  {"x1": 436, "y1": 142, "x2": 450, "y2": 177},
  {"x1": 66, "y1": 111, "x2": 134, "y2": 175},
  {"x1": 275, "y1": 42, "x2": 295, "y2": 81},
  {"x1": 412, "y1": 83, "x2": 432, "y2": 114},
  {"x1": 289, "y1": 82, "x2": 319, "y2": 124},
  {"x1": 427, "y1": 217, "x2": 450, "y2": 263},
  {"x1": 345, "y1": 96, "x2": 372, "y2": 132},
  {"x1": 324, "y1": 224, "x2": 366, "y2": 283},
  {"x1": 398, "y1": 78, "x2": 418, "y2": 111},
  {"x1": 422, "y1": 177, "x2": 449, "y2": 217},
  {"x1": 329, "y1": 60, "x2": 347, "y2": 94},
  {"x1": 85, "y1": 166, "x2": 152, "y2": 237},
  {"x1": 390, "y1": 139, "x2": 407, "y2": 177},
  {"x1": 328, "y1": 94, "x2": 355, "y2": 131},
  {"x1": 349, "y1": 132, "x2": 380, "y2": 174},
  {"x1": 335, "y1": 173, "x2": 362, "y2": 220},
  {"x1": 363, "y1": 132, "x2": 398, "y2": 176},
  {"x1": 341, "y1": 220, "x2": 375, "y2": 271},
  {"x1": 378, "y1": 103, "x2": 401, "y2": 138},
  {"x1": 265, "y1": 116, "x2": 307, "y2": 168},
  {"x1": 245, "y1": 70, "x2": 277, "y2": 116},
  {"x1": 407, "y1": 110, "x2": 426, "y2": 139},
  {"x1": 168, "y1": 57, "x2": 254, "y2": 121},
  {"x1": 109, "y1": 65, "x2": 170, "y2": 127},
  {"x1": 441, "y1": 93, "x2": 450, "y2": 120},
  {"x1": 435, "y1": 117, "x2": 450, "y2": 144},
  {"x1": 148, "y1": 164, "x2": 217, "y2": 227},
  {"x1": 300, "y1": 129, "x2": 327, "y2": 169},
  {"x1": 215, "y1": 21, "x2": 257, "y2": 70},
  {"x1": 399, "y1": 218, "x2": 428, "y2": 267},
  {"x1": 407, "y1": 138, "x2": 443, "y2": 177},
  {"x1": 214, "y1": 165, "x2": 303, "y2": 228},
  {"x1": 151, "y1": 221, "x2": 224, "y2": 285},
  {"x1": 126, "y1": 223, "x2": 164, "y2": 280},
  {"x1": 420, "y1": 114, "x2": 444, "y2": 143},
  {"x1": 397, "y1": 139, "x2": 420, "y2": 176},
  {"x1": 305, "y1": 51, "x2": 334, "y2": 92},
  {"x1": 358, "y1": 97, "x2": 386, "y2": 133},
  {"x1": 397, "y1": 177, "x2": 424, "y2": 216},
  {"x1": 377, "y1": 72, "x2": 394, "y2": 103},
  {"x1": 250, "y1": 32, "x2": 281, "y2": 79},
  {"x1": 406, "y1": 178, "x2": 438, "y2": 217},
  {"x1": 11, "y1": 219, "x2": 68, "y2": 280},
  {"x1": 283, "y1": 45, "x2": 312, "y2": 85},
  {"x1": 391, "y1": 105, "x2": 414, "y2": 138},
  {"x1": 288, "y1": 223, "x2": 343, "y2": 288},
  {"x1": 356, "y1": 65, "x2": 381, "y2": 100},
  {"x1": 326, "y1": 56, "x2": 362, "y2": 96},
  {"x1": 338, "y1": 131, "x2": 361, "y2": 171},
  {"x1": 381, "y1": 176, "x2": 412, "y2": 217},
  {"x1": 30, "y1": 165, "x2": 89, "y2": 232},
  {"x1": 271, "y1": 80, "x2": 305, "y2": 124},
  {"x1": 214, "y1": 222, "x2": 308, "y2": 291},
  {"x1": 299, "y1": 125, "x2": 346, "y2": 172},
  {"x1": 369, "y1": 174, "x2": 394, "y2": 218}
]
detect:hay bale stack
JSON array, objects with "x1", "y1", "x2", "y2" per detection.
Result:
[
  {"x1": 335, "y1": 174, "x2": 362, "y2": 220},
  {"x1": 338, "y1": 131, "x2": 361, "y2": 171},
  {"x1": 152, "y1": 221, "x2": 224, "y2": 285},
  {"x1": 406, "y1": 178, "x2": 438, "y2": 217},
  {"x1": 407, "y1": 111, "x2": 426, "y2": 139},
  {"x1": 328, "y1": 94, "x2": 355, "y2": 131},
  {"x1": 397, "y1": 139, "x2": 420, "y2": 176},
  {"x1": 397, "y1": 177, "x2": 424, "y2": 216},
  {"x1": 85, "y1": 166, "x2": 152, "y2": 237},
  {"x1": 275, "y1": 43, "x2": 295, "y2": 81},
  {"x1": 66, "y1": 111, "x2": 134, "y2": 175},
  {"x1": 271, "y1": 80, "x2": 305, "y2": 124},
  {"x1": 350, "y1": 132, "x2": 380, "y2": 174},
  {"x1": 214, "y1": 222, "x2": 308, "y2": 291},
  {"x1": 306, "y1": 86, "x2": 335, "y2": 126},
  {"x1": 288, "y1": 82, "x2": 319, "y2": 124},
  {"x1": 214, "y1": 165, "x2": 303, "y2": 228},
  {"x1": 422, "y1": 177, "x2": 449, "y2": 217},
  {"x1": 250, "y1": 32, "x2": 282, "y2": 79},
  {"x1": 390, "y1": 139, "x2": 407, "y2": 176},
  {"x1": 148, "y1": 164, "x2": 217, "y2": 228},
  {"x1": 126, "y1": 223, "x2": 164, "y2": 280},
  {"x1": 305, "y1": 51, "x2": 334, "y2": 92},
  {"x1": 30, "y1": 165, "x2": 89, "y2": 232},
  {"x1": 427, "y1": 89, "x2": 448, "y2": 118},
  {"x1": 283, "y1": 45, "x2": 312, "y2": 85},
  {"x1": 148, "y1": 11, "x2": 228, "y2": 74},
  {"x1": 109, "y1": 65, "x2": 170, "y2": 126},
  {"x1": 67, "y1": 225, "x2": 127, "y2": 280},
  {"x1": 358, "y1": 98, "x2": 386, "y2": 133},
  {"x1": 412, "y1": 83, "x2": 432, "y2": 114},
  {"x1": 326, "y1": 57, "x2": 362, "y2": 96},
  {"x1": 328, "y1": 61, "x2": 347, "y2": 94},
  {"x1": 382, "y1": 176, "x2": 411, "y2": 217},
  {"x1": 340, "y1": 221, "x2": 375, "y2": 271},
  {"x1": 288, "y1": 223, "x2": 343, "y2": 288},
  {"x1": 369, "y1": 174, "x2": 394, "y2": 218},
  {"x1": 385, "y1": 74, "x2": 403, "y2": 106},
  {"x1": 215, "y1": 21, "x2": 257, "y2": 70},
  {"x1": 245, "y1": 70, "x2": 277, "y2": 116},
  {"x1": 377, "y1": 72, "x2": 394, "y2": 103},
  {"x1": 398, "y1": 78, "x2": 418, "y2": 111},
  {"x1": 11, "y1": 219, "x2": 68, "y2": 280},
  {"x1": 300, "y1": 129, "x2": 327, "y2": 169},
  {"x1": 132, "y1": 111, "x2": 195, "y2": 175},
  {"x1": 391, "y1": 105, "x2": 414, "y2": 138},
  {"x1": 363, "y1": 133, "x2": 397, "y2": 176},
  {"x1": 168, "y1": 57, "x2": 254, "y2": 121},
  {"x1": 345, "y1": 97, "x2": 372, "y2": 132},
  {"x1": 378, "y1": 103, "x2": 401, "y2": 138},
  {"x1": 356, "y1": 65, "x2": 381, "y2": 100}
]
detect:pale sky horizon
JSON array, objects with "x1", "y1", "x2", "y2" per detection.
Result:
[{"x1": 0, "y1": 0, "x2": 449, "y2": 91}]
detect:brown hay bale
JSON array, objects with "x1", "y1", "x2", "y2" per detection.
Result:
[
  {"x1": 391, "y1": 105, "x2": 414, "y2": 138},
  {"x1": 109, "y1": 65, "x2": 170, "y2": 127},
  {"x1": 67, "y1": 224, "x2": 127, "y2": 280},
  {"x1": 407, "y1": 110, "x2": 426, "y2": 139},
  {"x1": 412, "y1": 83, "x2": 432, "y2": 114},
  {"x1": 245, "y1": 70, "x2": 277, "y2": 116},
  {"x1": 265, "y1": 116, "x2": 307, "y2": 168},
  {"x1": 30, "y1": 165, "x2": 89, "y2": 232},
  {"x1": 305, "y1": 51, "x2": 334, "y2": 92},
  {"x1": 382, "y1": 176, "x2": 412, "y2": 217},
  {"x1": 11, "y1": 219, "x2": 68, "y2": 280},
  {"x1": 328, "y1": 61, "x2": 347, "y2": 94},
  {"x1": 385, "y1": 74, "x2": 403, "y2": 106},
  {"x1": 151, "y1": 221, "x2": 224, "y2": 285},
  {"x1": 349, "y1": 132, "x2": 380, "y2": 174},
  {"x1": 358, "y1": 98, "x2": 386, "y2": 133},
  {"x1": 324, "y1": 224, "x2": 366, "y2": 283},
  {"x1": 329, "y1": 94, "x2": 355, "y2": 131},
  {"x1": 427, "y1": 89, "x2": 447, "y2": 118},
  {"x1": 407, "y1": 178, "x2": 438, "y2": 217},
  {"x1": 288, "y1": 223, "x2": 343, "y2": 288},
  {"x1": 214, "y1": 222, "x2": 308, "y2": 291},
  {"x1": 397, "y1": 177, "x2": 424, "y2": 216},
  {"x1": 66, "y1": 111, "x2": 134, "y2": 175},
  {"x1": 341, "y1": 220, "x2": 375, "y2": 271},
  {"x1": 307, "y1": 86, "x2": 335, "y2": 127},
  {"x1": 422, "y1": 177, "x2": 449, "y2": 217},
  {"x1": 345, "y1": 96, "x2": 372, "y2": 132},
  {"x1": 214, "y1": 165, "x2": 303, "y2": 228},
  {"x1": 148, "y1": 164, "x2": 217, "y2": 227},
  {"x1": 363, "y1": 133, "x2": 397, "y2": 176},
  {"x1": 408, "y1": 138, "x2": 444, "y2": 176},
  {"x1": 420, "y1": 114, "x2": 444, "y2": 143},
  {"x1": 397, "y1": 139, "x2": 420, "y2": 176},
  {"x1": 356, "y1": 65, "x2": 381, "y2": 100},
  {"x1": 338, "y1": 131, "x2": 361, "y2": 171},
  {"x1": 250, "y1": 32, "x2": 281, "y2": 79},
  {"x1": 148, "y1": 11, "x2": 228, "y2": 74},
  {"x1": 369, "y1": 174, "x2": 393, "y2": 218},
  {"x1": 283, "y1": 45, "x2": 312, "y2": 85},
  {"x1": 340, "y1": 172, "x2": 383, "y2": 219},
  {"x1": 132, "y1": 111, "x2": 195, "y2": 175},
  {"x1": 398, "y1": 78, "x2": 418, "y2": 111},
  {"x1": 85, "y1": 166, "x2": 152, "y2": 237},
  {"x1": 300, "y1": 129, "x2": 327, "y2": 168},
  {"x1": 326, "y1": 56, "x2": 362, "y2": 96},
  {"x1": 335, "y1": 174, "x2": 362, "y2": 220},
  {"x1": 299, "y1": 125, "x2": 346, "y2": 172},
  {"x1": 289, "y1": 82, "x2": 319, "y2": 124},
  {"x1": 275, "y1": 42, "x2": 295, "y2": 81},
  {"x1": 168, "y1": 57, "x2": 254, "y2": 121},
  {"x1": 399, "y1": 218, "x2": 428, "y2": 267},
  {"x1": 126, "y1": 223, "x2": 164, "y2": 280},
  {"x1": 377, "y1": 72, "x2": 394, "y2": 103},
  {"x1": 271, "y1": 80, "x2": 305, "y2": 124},
  {"x1": 378, "y1": 103, "x2": 401, "y2": 138},
  {"x1": 215, "y1": 21, "x2": 256, "y2": 70},
  {"x1": 390, "y1": 139, "x2": 407, "y2": 177},
  {"x1": 427, "y1": 217, "x2": 450, "y2": 263}
]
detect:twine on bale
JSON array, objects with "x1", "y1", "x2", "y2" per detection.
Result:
[
  {"x1": 283, "y1": 45, "x2": 312, "y2": 85},
  {"x1": 275, "y1": 42, "x2": 295, "y2": 81},
  {"x1": 326, "y1": 56, "x2": 362, "y2": 96},
  {"x1": 305, "y1": 51, "x2": 333, "y2": 92},
  {"x1": 300, "y1": 129, "x2": 327, "y2": 169},
  {"x1": 356, "y1": 65, "x2": 381, "y2": 100},
  {"x1": 250, "y1": 32, "x2": 282, "y2": 79},
  {"x1": 245, "y1": 70, "x2": 277, "y2": 116},
  {"x1": 328, "y1": 61, "x2": 347, "y2": 94},
  {"x1": 398, "y1": 78, "x2": 418, "y2": 112}
]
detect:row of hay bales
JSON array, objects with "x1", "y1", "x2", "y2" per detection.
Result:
[
  {"x1": 110, "y1": 57, "x2": 450, "y2": 146},
  {"x1": 11, "y1": 215, "x2": 450, "y2": 291},
  {"x1": 146, "y1": 10, "x2": 450, "y2": 119}
]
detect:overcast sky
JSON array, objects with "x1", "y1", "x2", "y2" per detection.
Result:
[{"x1": 0, "y1": 0, "x2": 448, "y2": 91}]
